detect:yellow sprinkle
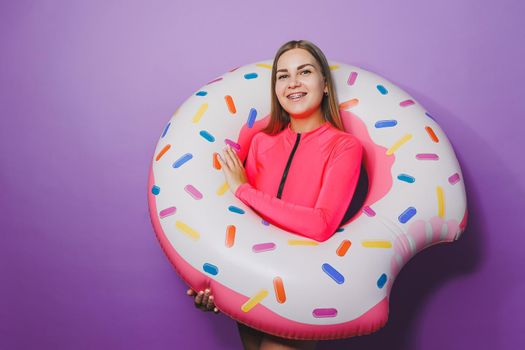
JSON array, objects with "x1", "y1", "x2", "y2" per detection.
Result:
[
  {"x1": 241, "y1": 289, "x2": 269, "y2": 312},
  {"x1": 361, "y1": 240, "x2": 392, "y2": 248},
  {"x1": 192, "y1": 103, "x2": 208, "y2": 124},
  {"x1": 437, "y1": 186, "x2": 445, "y2": 218},
  {"x1": 329, "y1": 64, "x2": 340, "y2": 70},
  {"x1": 256, "y1": 63, "x2": 272, "y2": 69},
  {"x1": 287, "y1": 239, "x2": 319, "y2": 246},
  {"x1": 216, "y1": 182, "x2": 229, "y2": 196},
  {"x1": 175, "y1": 220, "x2": 200, "y2": 240},
  {"x1": 386, "y1": 134, "x2": 413, "y2": 155},
  {"x1": 172, "y1": 108, "x2": 179, "y2": 118}
]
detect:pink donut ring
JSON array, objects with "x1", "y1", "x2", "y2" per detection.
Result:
[{"x1": 147, "y1": 60, "x2": 468, "y2": 340}]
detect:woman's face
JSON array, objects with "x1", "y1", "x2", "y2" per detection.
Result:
[{"x1": 275, "y1": 48, "x2": 327, "y2": 120}]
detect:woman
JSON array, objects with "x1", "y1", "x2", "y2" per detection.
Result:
[{"x1": 188, "y1": 40, "x2": 363, "y2": 350}]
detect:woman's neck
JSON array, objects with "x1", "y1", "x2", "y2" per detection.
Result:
[{"x1": 289, "y1": 110, "x2": 326, "y2": 133}]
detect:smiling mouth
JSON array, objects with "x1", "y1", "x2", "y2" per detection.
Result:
[{"x1": 287, "y1": 92, "x2": 307, "y2": 100}]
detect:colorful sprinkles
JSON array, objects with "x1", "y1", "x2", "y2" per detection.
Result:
[
  {"x1": 398, "y1": 207, "x2": 417, "y2": 224},
  {"x1": 312, "y1": 308, "x2": 338, "y2": 318},
  {"x1": 199, "y1": 130, "x2": 215, "y2": 142},
  {"x1": 184, "y1": 184, "x2": 203, "y2": 200},
  {"x1": 241, "y1": 289, "x2": 269, "y2": 312},
  {"x1": 377, "y1": 85, "x2": 388, "y2": 95},
  {"x1": 375, "y1": 120, "x2": 397, "y2": 128},
  {"x1": 161, "y1": 122, "x2": 170, "y2": 138},
  {"x1": 228, "y1": 206, "x2": 245, "y2": 214},
  {"x1": 173, "y1": 153, "x2": 193, "y2": 168},
  {"x1": 203, "y1": 263, "x2": 219, "y2": 276},
  {"x1": 322, "y1": 263, "x2": 345, "y2": 284},
  {"x1": 244, "y1": 73, "x2": 258, "y2": 79},
  {"x1": 377, "y1": 274, "x2": 388, "y2": 289},
  {"x1": 273, "y1": 277, "x2": 286, "y2": 304},
  {"x1": 347, "y1": 72, "x2": 358, "y2": 86},
  {"x1": 156, "y1": 144, "x2": 171, "y2": 161},
  {"x1": 225, "y1": 95, "x2": 237, "y2": 114},
  {"x1": 175, "y1": 220, "x2": 200, "y2": 240},
  {"x1": 252, "y1": 242, "x2": 276, "y2": 253},
  {"x1": 448, "y1": 173, "x2": 461, "y2": 185},
  {"x1": 247, "y1": 108, "x2": 257, "y2": 128},
  {"x1": 192, "y1": 103, "x2": 208, "y2": 123},
  {"x1": 151, "y1": 185, "x2": 160, "y2": 195},
  {"x1": 225, "y1": 225, "x2": 236, "y2": 247},
  {"x1": 398, "y1": 174, "x2": 415, "y2": 183},
  {"x1": 159, "y1": 206, "x2": 176, "y2": 218}
]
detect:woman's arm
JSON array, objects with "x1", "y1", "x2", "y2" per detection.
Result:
[{"x1": 232, "y1": 137, "x2": 363, "y2": 242}]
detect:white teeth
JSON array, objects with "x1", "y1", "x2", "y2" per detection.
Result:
[{"x1": 288, "y1": 93, "x2": 306, "y2": 100}]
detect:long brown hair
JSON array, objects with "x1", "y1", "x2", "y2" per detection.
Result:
[{"x1": 262, "y1": 40, "x2": 344, "y2": 135}]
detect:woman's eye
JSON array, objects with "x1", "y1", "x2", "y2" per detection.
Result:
[
  {"x1": 301, "y1": 70, "x2": 311, "y2": 75},
  {"x1": 277, "y1": 74, "x2": 288, "y2": 80}
]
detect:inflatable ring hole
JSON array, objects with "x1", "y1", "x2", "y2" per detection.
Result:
[{"x1": 340, "y1": 164, "x2": 369, "y2": 225}]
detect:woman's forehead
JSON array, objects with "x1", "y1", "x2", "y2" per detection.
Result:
[{"x1": 277, "y1": 48, "x2": 319, "y2": 70}]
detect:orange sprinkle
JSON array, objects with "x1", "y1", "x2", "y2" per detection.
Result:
[
  {"x1": 425, "y1": 126, "x2": 439, "y2": 143},
  {"x1": 213, "y1": 152, "x2": 221, "y2": 170},
  {"x1": 155, "y1": 144, "x2": 171, "y2": 161},
  {"x1": 339, "y1": 98, "x2": 359, "y2": 110},
  {"x1": 225, "y1": 225, "x2": 236, "y2": 248},
  {"x1": 336, "y1": 240, "x2": 352, "y2": 257},
  {"x1": 225, "y1": 95, "x2": 237, "y2": 114},
  {"x1": 273, "y1": 277, "x2": 286, "y2": 304}
]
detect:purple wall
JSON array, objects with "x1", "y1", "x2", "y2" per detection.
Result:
[{"x1": 1, "y1": 0, "x2": 524, "y2": 349}]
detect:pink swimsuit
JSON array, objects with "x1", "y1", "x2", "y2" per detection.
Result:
[{"x1": 235, "y1": 122, "x2": 363, "y2": 242}]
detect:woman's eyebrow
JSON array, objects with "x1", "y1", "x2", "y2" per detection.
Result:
[{"x1": 276, "y1": 63, "x2": 316, "y2": 73}]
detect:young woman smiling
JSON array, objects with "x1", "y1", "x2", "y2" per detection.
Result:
[{"x1": 188, "y1": 40, "x2": 363, "y2": 350}]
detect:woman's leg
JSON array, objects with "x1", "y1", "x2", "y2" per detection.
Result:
[{"x1": 237, "y1": 322, "x2": 264, "y2": 350}]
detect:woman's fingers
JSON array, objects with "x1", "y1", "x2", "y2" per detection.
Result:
[
  {"x1": 222, "y1": 147, "x2": 235, "y2": 169},
  {"x1": 194, "y1": 290, "x2": 204, "y2": 306},
  {"x1": 202, "y1": 289, "x2": 210, "y2": 306},
  {"x1": 227, "y1": 146, "x2": 243, "y2": 169},
  {"x1": 189, "y1": 288, "x2": 219, "y2": 313},
  {"x1": 207, "y1": 295, "x2": 215, "y2": 310}
]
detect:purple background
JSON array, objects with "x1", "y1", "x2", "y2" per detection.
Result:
[{"x1": 1, "y1": 0, "x2": 524, "y2": 349}]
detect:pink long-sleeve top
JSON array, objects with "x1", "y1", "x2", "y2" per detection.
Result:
[{"x1": 234, "y1": 122, "x2": 363, "y2": 242}]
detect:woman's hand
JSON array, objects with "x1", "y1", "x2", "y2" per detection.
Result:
[
  {"x1": 218, "y1": 145, "x2": 248, "y2": 194},
  {"x1": 187, "y1": 288, "x2": 219, "y2": 313}
]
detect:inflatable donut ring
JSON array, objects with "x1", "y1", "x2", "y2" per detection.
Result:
[{"x1": 147, "y1": 60, "x2": 468, "y2": 340}]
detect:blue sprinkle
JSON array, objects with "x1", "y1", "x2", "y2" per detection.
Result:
[
  {"x1": 322, "y1": 263, "x2": 345, "y2": 284},
  {"x1": 425, "y1": 112, "x2": 435, "y2": 121},
  {"x1": 261, "y1": 219, "x2": 270, "y2": 226},
  {"x1": 199, "y1": 130, "x2": 215, "y2": 142},
  {"x1": 151, "y1": 185, "x2": 160, "y2": 195},
  {"x1": 397, "y1": 174, "x2": 415, "y2": 183},
  {"x1": 377, "y1": 273, "x2": 387, "y2": 289},
  {"x1": 228, "y1": 206, "x2": 245, "y2": 214},
  {"x1": 244, "y1": 73, "x2": 258, "y2": 80},
  {"x1": 203, "y1": 263, "x2": 219, "y2": 276},
  {"x1": 336, "y1": 228, "x2": 344, "y2": 233},
  {"x1": 195, "y1": 91, "x2": 208, "y2": 96},
  {"x1": 377, "y1": 85, "x2": 388, "y2": 95},
  {"x1": 398, "y1": 207, "x2": 417, "y2": 224},
  {"x1": 375, "y1": 120, "x2": 397, "y2": 128},
  {"x1": 247, "y1": 108, "x2": 257, "y2": 128},
  {"x1": 161, "y1": 123, "x2": 171, "y2": 138},
  {"x1": 173, "y1": 153, "x2": 193, "y2": 168}
]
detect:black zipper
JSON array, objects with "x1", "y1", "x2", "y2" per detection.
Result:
[{"x1": 277, "y1": 133, "x2": 301, "y2": 199}]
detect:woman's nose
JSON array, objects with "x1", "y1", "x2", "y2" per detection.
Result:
[{"x1": 288, "y1": 77, "x2": 301, "y2": 88}]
